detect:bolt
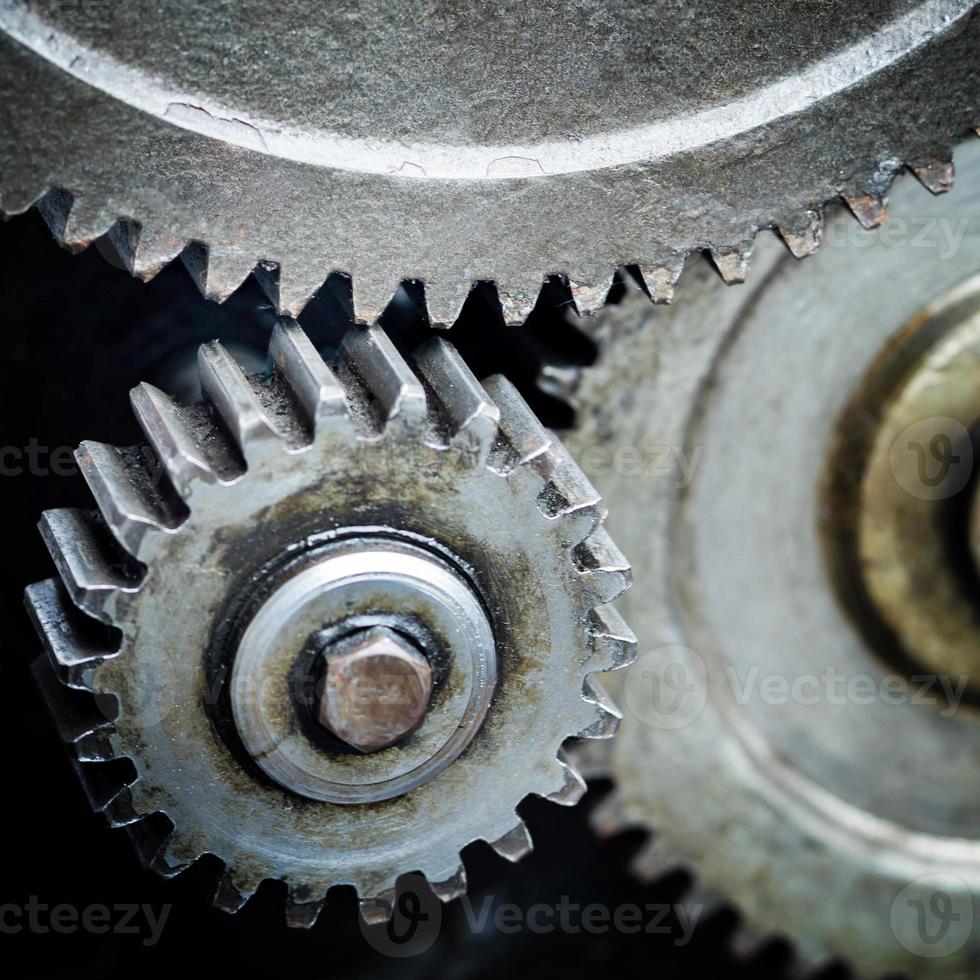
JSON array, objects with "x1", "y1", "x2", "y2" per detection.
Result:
[{"x1": 318, "y1": 626, "x2": 434, "y2": 753}]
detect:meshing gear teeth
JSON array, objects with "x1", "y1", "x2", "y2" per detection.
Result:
[
  {"x1": 26, "y1": 322, "x2": 635, "y2": 926},
  {"x1": 2, "y1": 1, "x2": 979, "y2": 324}
]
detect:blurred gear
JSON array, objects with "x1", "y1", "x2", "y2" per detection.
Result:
[
  {"x1": 567, "y1": 134, "x2": 980, "y2": 977},
  {"x1": 2, "y1": 1, "x2": 979, "y2": 323},
  {"x1": 26, "y1": 322, "x2": 635, "y2": 925}
]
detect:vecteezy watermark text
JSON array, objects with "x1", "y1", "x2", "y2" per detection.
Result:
[{"x1": 0, "y1": 897, "x2": 171, "y2": 947}]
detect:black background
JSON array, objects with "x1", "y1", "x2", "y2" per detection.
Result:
[{"x1": 0, "y1": 209, "x2": 839, "y2": 979}]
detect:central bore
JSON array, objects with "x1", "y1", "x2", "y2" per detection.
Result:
[{"x1": 822, "y1": 275, "x2": 980, "y2": 704}]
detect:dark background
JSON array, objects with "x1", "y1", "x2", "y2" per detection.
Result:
[{"x1": 0, "y1": 209, "x2": 836, "y2": 979}]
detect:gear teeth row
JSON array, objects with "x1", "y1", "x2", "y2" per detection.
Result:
[
  {"x1": 20, "y1": 138, "x2": 974, "y2": 330},
  {"x1": 28, "y1": 321, "x2": 636, "y2": 926},
  {"x1": 31, "y1": 655, "x2": 113, "y2": 761}
]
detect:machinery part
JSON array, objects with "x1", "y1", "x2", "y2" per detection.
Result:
[
  {"x1": 26, "y1": 322, "x2": 635, "y2": 925},
  {"x1": 2, "y1": 1, "x2": 979, "y2": 324},
  {"x1": 566, "y1": 133, "x2": 980, "y2": 976}
]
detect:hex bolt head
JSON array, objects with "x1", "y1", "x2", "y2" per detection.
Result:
[{"x1": 318, "y1": 626, "x2": 434, "y2": 753}]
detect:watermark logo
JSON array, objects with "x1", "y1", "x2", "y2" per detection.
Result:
[
  {"x1": 889, "y1": 417, "x2": 973, "y2": 501},
  {"x1": 624, "y1": 646, "x2": 709, "y2": 731},
  {"x1": 358, "y1": 875, "x2": 442, "y2": 958},
  {"x1": 0, "y1": 898, "x2": 170, "y2": 947},
  {"x1": 890, "y1": 874, "x2": 974, "y2": 959}
]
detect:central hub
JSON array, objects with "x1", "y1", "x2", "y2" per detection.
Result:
[
  {"x1": 823, "y1": 275, "x2": 980, "y2": 704},
  {"x1": 228, "y1": 534, "x2": 496, "y2": 804},
  {"x1": 318, "y1": 626, "x2": 434, "y2": 753}
]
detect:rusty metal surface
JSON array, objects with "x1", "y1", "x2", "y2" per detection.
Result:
[
  {"x1": 1, "y1": 1, "x2": 979, "y2": 323},
  {"x1": 25, "y1": 321, "x2": 635, "y2": 926}
]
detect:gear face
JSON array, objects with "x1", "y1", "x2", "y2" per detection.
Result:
[
  {"x1": 2, "y1": 1, "x2": 979, "y2": 323},
  {"x1": 566, "y1": 135, "x2": 980, "y2": 976},
  {"x1": 26, "y1": 322, "x2": 635, "y2": 925}
]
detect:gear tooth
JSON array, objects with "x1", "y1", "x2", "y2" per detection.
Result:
[
  {"x1": 30, "y1": 654, "x2": 114, "y2": 761},
  {"x1": 574, "y1": 527, "x2": 632, "y2": 605},
  {"x1": 778, "y1": 210, "x2": 824, "y2": 259},
  {"x1": 36, "y1": 188, "x2": 74, "y2": 244},
  {"x1": 412, "y1": 337, "x2": 500, "y2": 458},
  {"x1": 337, "y1": 324, "x2": 427, "y2": 428},
  {"x1": 430, "y1": 866, "x2": 468, "y2": 903},
  {"x1": 24, "y1": 578, "x2": 117, "y2": 686},
  {"x1": 102, "y1": 218, "x2": 139, "y2": 271},
  {"x1": 269, "y1": 320, "x2": 348, "y2": 433},
  {"x1": 422, "y1": 278, "x2": 474, "y2": 327},
  {"x1": 59, "y1": 197, "x2": 115, "y2": 251},
  {"x1": 212, "y1": 869, "x2": 255, "y2": 914},
  {"x1": 73, "y1": 759, "x2": 137, "y2": 821},
  {"x1": 182, "y1": 244, "x2": 256, "y2": 303},
  {"x1": 0, "y1": 179, "x2": 47, "y2": 215},
  {"x1": 496, "y1": 278, "x2": 543, "y2": 325},
  {"x1": 912, "y1": 158, "x2": 955, "y2": 195},
  {"x1": 285, "y1": 890, "x2": 326, "y2": 929},
  {"x1": 129, "y1": 227, "x2": 186, "y2": 281},
  {"x1": 481, "y1": 374, "x2": 554, "y2": 473},
  {"x1": 75, "y1": 441, "x2": 184, "y2": 557},
  {"x1": 351, "y1": 275, "x2": 398, "y2": 326},
  {"x1": 576, "y1": 675, "x2": 622, "y2": 740},
  {"x1": 129, "y1": 383, "x2": 219, "y2": 497},
  {"x1": 198, "y1": 341, "x2": 281, "y2": 455},
  {"x1": 588, "y1": 788, "x2": 636, "y2": 838},
  {"x1": 584, "y1": 604, "x2": 637, "y2": 673},
  {"x1": 254, "y1": 261, "x2": 327, "y2": 317},
  {"x1": 39, "y1": 509, "x2": 141, "y2": 623},
  {"x1": 358, "y1": 889, "x2": 397, "y2": 925},
  {"x1": 629, "y1": 836, "x2": 687, "y2": 881},
  {"x1": 489, "y1": 820, "x2": 533, "y2": 863},
  {"x1": 844, "y1": 193, "x2": 889, "y2": 230},
  {"x1": 568, "y1": 275, "x2": 613, "y2": 317},
  {"x1": 545, "y1": 751, "x2": 587, "y2": 807},
  {"x1": 637, "y1": 257, "x2": 686, "y2": 304},
  {"x1": 125, "y1": 814, "x2": 174, "y2": 872},
  {"x1": 537, "y1": 439, "x2": 604, "y2": 543},
  {"x1": 708, "y1": 244, "x2": 753, "y2": 285}
]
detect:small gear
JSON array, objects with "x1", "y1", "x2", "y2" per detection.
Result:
[
  {"x1": 566, "y1": 133, "x2": 980, "y2": 976},
  {"x1": 2, "y1": 1, "x2": 978, "y2": 323},
  {"x1": 26, "y1": 321, "x2": 635, "y2": 925}
]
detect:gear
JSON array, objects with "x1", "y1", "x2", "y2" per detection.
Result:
[
  {"x1": 25, "y1": 321, "x2": 635, "y2": 925},
  {"x1": 565, "y1": 133, "x2": 980, "y2": 976},
  {"x1": 2, "y1": 1, "x2": 979, "y2": 324}
]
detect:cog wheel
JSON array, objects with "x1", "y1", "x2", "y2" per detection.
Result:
[
  {"x1": 566, "y1": 133, "x2": 980, "y2": 976},
  {"x1": 2, "y1": 1, "x2": 979, "y2": 324},
  {"x1": 25, "y1": 321, "x2": 635, "y2": 925}
]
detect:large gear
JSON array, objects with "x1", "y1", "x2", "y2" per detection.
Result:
[
  {"x1": 26, "y1": 321, "x2": 635, "y2": 925},
  {"x1": 565, "y1": 133, "x2": 980, "y2": 977},
  {"x1": 2, "y1": 1, "x2": 979, "y2": 324}
]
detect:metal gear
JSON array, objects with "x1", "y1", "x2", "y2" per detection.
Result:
[
  {"x1": 2, "y1": 1, "x2": 979, "y2": 324},
  {"x1": 565, "y1": 133, "x2": 980, "y2": 976},
  {"x1": 25, "y1": 321, "x2": 635, "y2": 925}
]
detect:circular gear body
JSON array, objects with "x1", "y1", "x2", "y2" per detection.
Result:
[
  {"x1": 26, "y1": 322, "x2": 635, "y2": 924},
  {"x1": 1, "y1": 1, "x2": 978, "y2": 322},
  {"x1": 566, "y1": 135, "x2": 980, "y2": 976}
]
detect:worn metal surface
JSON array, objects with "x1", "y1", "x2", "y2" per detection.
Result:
[
  {"x1": 25, "y1": 322, "x2": 635, "y2": 926},
  {"x1": 1, "y1": 1, "x2": 978, "y2": 323},
  {"x1": 317, "y1": 626, "x2": 434, "y2": 754},
  {"x1": 564, "y1": 134, "x2": 980, "y2": 976}
]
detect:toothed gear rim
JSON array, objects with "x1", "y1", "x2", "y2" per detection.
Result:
[
  {"x1": 2, "y1": 0, "x2": 979, "y2": 323},
  {"x1": 567, "y1": 136, "x2": 980, "y2": 976},
  {"x1": 25, "y1": 322, "x2": 635, "y2": 925}
]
